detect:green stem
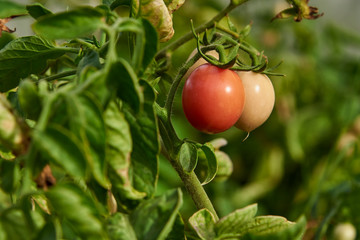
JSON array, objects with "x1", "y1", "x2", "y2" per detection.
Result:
[
  {"x1": 170, "y1": 156, "x2": 219, "y2": 221},
  {"x1": 156, "y1": 113, "x2": 219, "y2": 220},
  {"x1": 155, "y1": 2, "x2": 239, "y2": 59},
  {"x1": 74, "y1": 38, "x2": 98, "y2": 50},
  {"x1": 41, "y1": 70, "x2": 77, "y2": 82}
]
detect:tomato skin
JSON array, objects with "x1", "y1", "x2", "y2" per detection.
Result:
[
  {"x1": 234, "y1": 71, "x2": 275, "y2": 132},
  {"x1": 182, "y1": 64, "x2": 245, "y2": 134}
]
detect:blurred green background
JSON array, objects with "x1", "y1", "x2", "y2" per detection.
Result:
[{"x1": 7, "y1": 0, "x2": 360, "y2": 238}]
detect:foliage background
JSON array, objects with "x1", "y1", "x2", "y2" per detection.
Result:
[{"x1": 4, "y1": 0, "x2": 360, "y2": 238}]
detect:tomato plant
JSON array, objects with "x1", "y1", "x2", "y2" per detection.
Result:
[{"x1": 182, "y1": 63, "x2": 245, "y2": 134}]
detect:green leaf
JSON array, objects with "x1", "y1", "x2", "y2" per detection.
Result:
[
  {"x1": 45, "y1": 183, "x2": 105, "y2": 239},
  {"x1": 189, "y1": 208, "x2": 216, "y2": 240},
  {"x1": 0, "y1": 1, "x2": 27, "y2": 18},
  {"x1": 26, "y1": 3, "x2": 52, "y2": 19},
  {"x1": 105, "y1": 101, "x2": 146, "y2": 208},
  {"x1": 32, "y1": 7, "x2": 105, "y2": 40},
  {"x1": 196, "y1": 143, "x2": 218, "y2": 185},
  {"x1": 103, "y1": 0, "x2": 131, "y2": 10},
  {"x1": 77, "y1": 49, "x2": 102, "y2": 75},
  {"x1": 0, "y1": 208, "x2": 31, "y2": 240},
  {"x1": 141, "y1": 18, "x2": 158, "y2": 72},
  {"x1": 33, "y1": 124, "x2": 87, "y2": 179},
  {"x1": 216, "y1": 204, "x2": 258, "y2": 237},
  {"x1": 130, "y1": 188, "x2": 183, "y2": 240},
  {"x1": 242, "y1": 216, "x2": 307, "y2": 240},
  {"x1": 179, "y1": 142, "x2": 198, "y2": 174},
  {"x1": 0, "y1": 36, "x2": 67, "y2": 92},
  {"x1": 0, "y1": 160, "x2": 20, "y2": 194},
  {"x1": 0, "y1": 32, "x2": 15, "y2": 50},
  {"x1": 107, "y1": 58, "x2": 143, "y2": 113},
  {"x1": 65, "y1": 93, "x2": 109, "y2": 188},
  {"x1": 17, "y1": 79, "x2": 42, "y2": 120},
  {"x1": 124, "y1": 81, "x2": 159, "y2": 196},
  {"x1": 79, "y1": 68, "x2": 112, "y2": 107},
  {"x1": 166, "y1": 214, "x2": 185, "y2": 240},
  {"x1": 107, "y1": 212, "x2": 137, "y2": 240},
  {"x1": 34, "y1": 221, "x2": 56, "y2": 240}
]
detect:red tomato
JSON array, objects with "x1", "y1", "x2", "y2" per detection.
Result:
[{"x1": 182, "y1": 64, "x2": 245, "y2": 134}]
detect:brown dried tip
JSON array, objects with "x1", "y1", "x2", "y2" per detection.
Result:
[
  {"x1": 272, "y1": 0, "x2": 323, "y2": 22},
  {"x1": 0, "y1": 15, "x2": 26, "y2": 37},
  {"x1": 35, "y1": 165, "x2": 57, "y2": 190}
]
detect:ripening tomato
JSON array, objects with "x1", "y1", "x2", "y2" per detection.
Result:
[
  {"x1": 182, "y1": 64, "x2": 245, "y2": 134},
  {"x1": 234, "y1": 71, "x2": 275, "y2": 132}
]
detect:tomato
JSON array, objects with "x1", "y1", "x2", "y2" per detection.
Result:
[
  {"x1": 182, "y1": 64, "x2": 245, "y2": 134},
  {"x1": 234, "y1": 71, "x2": 275, "y2": 132}
]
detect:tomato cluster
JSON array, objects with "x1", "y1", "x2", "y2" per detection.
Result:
[{"x1": 182, "y1": 51, "x2": 275, "y2": 134}]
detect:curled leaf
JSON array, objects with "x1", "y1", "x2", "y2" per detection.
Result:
[
  {"x1": 0, "y1": 16, "x2": 19, "y2": 37},
  {"x1": 140, "y1": 0, "x2": 183, "y2": 42}
]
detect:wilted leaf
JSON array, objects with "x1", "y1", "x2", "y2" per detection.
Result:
[{"x1": 140, "y1": 0, "x2": 174, "y2": 42}]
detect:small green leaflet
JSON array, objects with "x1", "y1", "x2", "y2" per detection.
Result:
[{"x1": 189, "y1": 209, "x2": 217, "y2": 240}]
